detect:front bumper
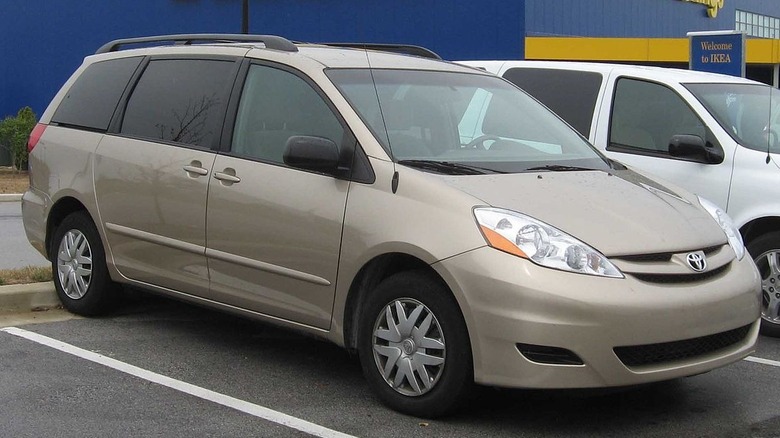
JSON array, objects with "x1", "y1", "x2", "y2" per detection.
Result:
[{"x1": 434, "y1": 246, "x2": 761, "y2": 389}]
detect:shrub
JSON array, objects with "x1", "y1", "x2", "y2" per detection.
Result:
[{"x1": 0, "y1": 107, "x2": 37, "y2": 171}]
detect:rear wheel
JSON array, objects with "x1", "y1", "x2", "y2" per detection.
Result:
[
  {"x1": 358, "y1": 271, "x2": 473, "y2": 417},
  {"x1": 747, "y1": 232, "x2": 780, "y2": 337},
  {"x1": 51, "y1": 211, "x2": 119, "y2": 316}
]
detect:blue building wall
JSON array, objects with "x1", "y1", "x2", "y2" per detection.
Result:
[
  {"x1": 7, "y1": 1, "x2": 780, "y2": 121},
  {"x1": 525, "y1": 0, "x2": 780, "y2": 38},
  {"x1": 0, "y1": 0, "x2": 526, "y2": 119}
]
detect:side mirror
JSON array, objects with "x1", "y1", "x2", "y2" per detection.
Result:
[
  {"x1": 283, "y1": 136, "x2": 341, "y2": 172},
  {"x1": 668, "y1": 134, "x2": 723, "y2": 164}
]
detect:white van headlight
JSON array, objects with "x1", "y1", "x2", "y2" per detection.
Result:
[
  {"x1": 697, "y1": 196, "x2": 745, "y2": 260},
  {"x1": 474, "y1": 207, "x2": 623, "y2": 278}
]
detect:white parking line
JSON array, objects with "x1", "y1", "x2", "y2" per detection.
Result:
[
  {"x1": 1, "y1": 327, "x2": 357, "y2": 438},
  {"x1": 744, "y1": 356, "x2": 780, "y2": 367}
]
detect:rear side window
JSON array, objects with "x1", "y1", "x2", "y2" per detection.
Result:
[
  {"x1": 121, "y1": 59, "x2": 235, "y2": 148},
  {"x1": 502, "y1": 68, "x2": 603, "y2": 138},
  {"x1": 51, "y1": 57, "x2": 143, "y2": 131}
]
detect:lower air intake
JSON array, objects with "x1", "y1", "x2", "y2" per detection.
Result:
[
  {"x1": 614, "y1": 324, "x2": 751, "y2": 368},
  {"x1": 516, "y1": 343, "x2": 584, "y2": 365}
]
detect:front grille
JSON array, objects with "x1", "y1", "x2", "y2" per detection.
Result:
[
  {"x1": 629, "y1": 263, "x2": 729, "y2": 284},
  {"x1": 616, "y1": 253, "x2": 672, "y2": 263},
  {"x1": 615, "y1": 245, "x2": 723, "y2": 264},
  {"x1": 614, "y1": 324, "x2": 751, "y2": 368}
]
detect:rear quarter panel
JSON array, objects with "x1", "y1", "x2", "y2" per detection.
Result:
[{"x1": 25, "y1": 126, "x2": 103, "y2": 258}]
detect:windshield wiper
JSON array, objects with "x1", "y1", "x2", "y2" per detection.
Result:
[
  {"x1": 524, "y1": 164, "x2": 597, "y2": 172},
  {"x1": 398, "y1": 160, "x2": 497, "y2": 175}
]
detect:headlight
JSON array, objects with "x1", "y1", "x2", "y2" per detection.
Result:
[
  {"x1": 474, "y1": 207, "x2": 623, "y2": 278},
  {"x1": 697, "y1": 196, "x2": 745, "y2": 260}
]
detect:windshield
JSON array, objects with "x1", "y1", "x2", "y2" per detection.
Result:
[
  {"x1": 326, "y1": 69, "x2": 611, "y2": 174},
  {"x1": 686, "y1": 83, "x2": 780, "y2": 154}
]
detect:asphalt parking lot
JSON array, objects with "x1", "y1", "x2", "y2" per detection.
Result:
[{"x1": 1, "y1": 293, "x2": 779, "y2": 438}]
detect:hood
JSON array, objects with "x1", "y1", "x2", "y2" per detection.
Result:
[{"x1": 438, "y1": 169, "x2": 727, "y2": 256}]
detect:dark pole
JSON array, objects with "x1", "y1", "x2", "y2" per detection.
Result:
[{"x1": 241, "y1": 0, "x2": 249, "y2": 34}]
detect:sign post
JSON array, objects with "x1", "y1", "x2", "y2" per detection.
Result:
[
  {"x1": 242, "y1": 0, "x2": 249, "y2": 34},
  {"x1": 688, "y1": 31, "x2": 746, "y2": 77}
]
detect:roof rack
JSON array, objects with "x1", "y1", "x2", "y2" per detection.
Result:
[
  {"x1": 95, "y1": 33, "x2": 298, "y2": 54},
  {"x1": 318, "y1": 43, "x2": 441, "y2": 60}
]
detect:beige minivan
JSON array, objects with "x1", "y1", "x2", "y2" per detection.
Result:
[{"x1": 23, "y1": 34, "x2": 761, "y2": 417}]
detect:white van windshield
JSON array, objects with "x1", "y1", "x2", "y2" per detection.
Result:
[
  {"x1": 326, "y1": 69, "x2": 611, "y2": 174},
  {"x1": 686, "y1": 83, "x2": 780, "y2": 154}
]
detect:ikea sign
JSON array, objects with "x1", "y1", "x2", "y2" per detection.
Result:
[
  {"x1": 688, "y1": 31, "x2": 746, "y2": 77},
  {"x1": 681, "y1": 0, "x2": 725, "y2": 18}
]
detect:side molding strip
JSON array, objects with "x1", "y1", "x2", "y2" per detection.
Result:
[
  {"x1": 104, "y1": 222, "x2": 331, "y2": 286},
  {"x1": 105, "y1": 223, "x2": 205, "y2": 255},
  {"x1": 206, "y1": 248, "x2": 332, "y2": 286}
]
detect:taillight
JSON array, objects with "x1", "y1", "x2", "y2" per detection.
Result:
[{"x1": 28, "y1": 123, "x2": 47, "y2": 152}]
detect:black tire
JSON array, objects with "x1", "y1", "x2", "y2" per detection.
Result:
[
  {"x1": 50, "y1": 211, "x2": 119, "y2": 316},
  {"x1": 358, "y1": 271, "x2": 473, "y2": 418},
  {"x1": 746, "y1": 232, "x2": 780, "y2": 337}
]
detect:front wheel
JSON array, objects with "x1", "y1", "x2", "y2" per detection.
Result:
[
  {"x1": 747, "y1": 232, "x2": 780, "y2": 337},
  {"x1": 358, "y1": 271, "x2": 473, "y2": 417},
  {"x1": 51, "y1": 211, "x2": 119, "y2": 316}
]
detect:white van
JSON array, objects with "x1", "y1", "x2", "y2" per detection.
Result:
[{"x1": 460, "y1": 60, "x2": 780, "y2": 336}]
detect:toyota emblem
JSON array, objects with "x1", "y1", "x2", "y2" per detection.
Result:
[{"x1": 686, "y1": 251, "x2": 707, "y2": 272}]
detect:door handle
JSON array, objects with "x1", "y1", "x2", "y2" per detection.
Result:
[
  {"x1": 183, "y1": 161, "x2": 209, "y2": 177},
  {"x1": 214, "y1": 171, "x2": 241, "y2": 184}
]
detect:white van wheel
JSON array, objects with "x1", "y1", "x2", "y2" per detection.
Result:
[{"x1": 748, "y1": 232, "x2": 780, "y2": 337}]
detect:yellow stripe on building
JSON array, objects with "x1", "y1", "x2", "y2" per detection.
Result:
[{"x1": 525, "y1": 37, "x2": 780, "y2": 64}]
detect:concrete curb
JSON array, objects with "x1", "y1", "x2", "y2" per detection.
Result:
[
  {"x1": 0, "y1": 282, "x2": 59, "y2": 312},
  {"x1": 0, "y1": 194, "x2": 22, "y2": 202}
]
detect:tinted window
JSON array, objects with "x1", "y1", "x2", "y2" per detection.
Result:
[
  {"x1": 502, "y1": 68, "x2": 602, "y2": 137},
  {"x1": 609, "y1": 78, "x2": 706, "y2": 154},
  {"x1": 328, "y1": 69, "x2": 610, "y2": 174},
  {"x1": 51, "y1": 57, "x2": 143, "y2": 131},
  {"x1": 121, "y1": 59, "x2": 235, "y2": 148},
  {"x1": 231, "y1": 64, "x2": 344, "y2": 164}
]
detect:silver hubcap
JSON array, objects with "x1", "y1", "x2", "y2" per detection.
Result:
[
  {"x1": 371, "y1": 298, "x2": 445, "y2": 397},
  {"x1": 756, "y1": 250, "x2": 780, "y2": 325},
  {"x1": 56, "y1": 230, "x2": 93, "y2": 300}
]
